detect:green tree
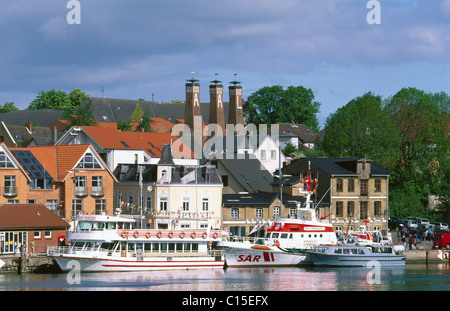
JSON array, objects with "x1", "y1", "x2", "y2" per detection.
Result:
[
  {"x1": 383, "y1": 87, "x2": 449, "y2": 218},
  {"x1": 136, "y1": 108, "x2": 154, "y2": 132},
  {"x1": 28, "y1": 89, "x2": 88, "y2": 110},
  {"x1": 322, "y1": 92, "x2": 401, "y2": 168},
  {"x1": 246, "y1": 85, "x2": 321, "y2": 131},
  {"x1": 66, "y1": 99, "x2": 97, "y2": 127},
  {"x1": 117, "y1": 120, "x2": 134, "y2": 131},
  {"x1": 0, "y1": 102, "x2": 19, "y2": 114}
]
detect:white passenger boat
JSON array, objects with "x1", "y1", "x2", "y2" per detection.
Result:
[
  {"x1": 307, "y1": 241, "x2": 406, "y2": 267},
  {"x1": 222, "y1": 165, "x2": 337, "y2": 267},
  {"x1": 47, "y1": 213, "x2": 225, "y2": 272}
]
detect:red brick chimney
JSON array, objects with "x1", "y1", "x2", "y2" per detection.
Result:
[
  {"x1": 185, "y1": 78, "x2": 201, "y2": 132},
  {"x1": 228, "y1": 79, "x2": 244, "y2": 126},
  {"x1": 209, "y1": 78, "x2": 225, "y2": 134}
]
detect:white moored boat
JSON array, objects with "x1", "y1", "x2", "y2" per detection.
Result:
[
  {"x1": 47, "y1": 213, "x2": 225, "y2": 272},
  {"x1": 222, "y1": 164, "x2": 338, "y2": 267}
]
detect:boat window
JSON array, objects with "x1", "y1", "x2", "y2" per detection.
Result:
[
  {"x1": 168, "y1": 243, "x2": 175, "y2": 252},
  {"x1": 124, "y1": 223, "x2": 131, "y2": 230},
  {"x1": 358, "y1": 249, "x2": 365, "y2": 254},
  {"x1": 135, "y1": 243, "x2": 143, "y2": 250},
  {"x1": 320, "y1": 234, "x2": 323, "y2": 238},
  {"x1": 351, "y1": 249, "x2": 358, "y2": 254},
  {"x1": 334, "y1": 249, "x2": 342, "y2": 254},
  {"x1": 265, "y1": 233, "x2": 271, "y2": 238},
  {"x1": 184, "y1": 243, "x2": 191, "y2": 252},
  {"x1": 161, "y1": 243, "x2": 168, "y2": 252},
  {"x1": 77, "y1": 221, "x2": 92, "y2": 231},
  {"x1": 91, "y1": 222, "x2": 105, "y2": 231},
  {"x1": 176, "y1": 243, "x2": 183, "y2": 252},
  {"x1": 152, "y1": 243, "x2": 160, "y2": 252},
  {"x1": 272, "y1": 233, "x2": 279, "y2": 238},
  {"x1": 73, "y1": 242, "x2": 85, "y2": 248},
  {"x1": 301, "y1": 234, "x2": 304, "y2": 238},
  {"x1": 280, "y1": 233, "x2": 288, "y2": 239},
  {"x1": 289, "y1": 234, "x2": 293, "y2": 239},
  {"x1": 106, "y1": 222, "x2": 116, "y2": 230},
  {"x1": 343, "y1": 249, "x2": 350, "y2": 254},
  {"x1": 192, "y1": 243, "x2": 199, "y2": 252},
  {"x1": 127, "y1": 243, "x2": 135, "y2": 251},
  {"x1": 118, "y1": 222, "x2": 124, "y2": 229},
  {"x1": 144, "y1": 243, "x2": 151, "y2": 252}
]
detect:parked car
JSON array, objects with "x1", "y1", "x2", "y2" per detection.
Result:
[
  {"x1": 433, "y1": 232, "x2": 450, "y2": 249},
  {"x1": 406, "y1": 220, "x2": 418, "y2": 229},
  {"x1": 418, "y1": 218, "x2": 430, "y2": 226},
  {"x1": 431, "y1": 222, "x2": 449, "y2": 231},
  {"x1": 388, "y1": 217, "x2": 406, "y2": 230}
]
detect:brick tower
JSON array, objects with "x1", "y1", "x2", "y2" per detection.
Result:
[
  {"x1": 208, "y1": 78, "x2": 225, "y2": 134},
  {"x1": 228, "y1": 79, "x2": 244, "y2": 126}
]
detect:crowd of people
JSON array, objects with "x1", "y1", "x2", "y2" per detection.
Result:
[{"x1": 398, "y1": 224, "x2": 434, "y2": 250}]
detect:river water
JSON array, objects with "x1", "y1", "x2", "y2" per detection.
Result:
[{"x1": 0, "y1": 263, "x2": 449, "y2": 291}]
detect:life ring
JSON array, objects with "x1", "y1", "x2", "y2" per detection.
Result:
[
  {"x1": 202, "y1": 232, "x2": 207, "y2": 239},
  {"x1": 121, "y1": 231, "x2": 128, "y2": 239},
  {"x1": 145, "y1": 232, "x2": 151, "y2": 239},
  {"x1": 133, "y1": 231, "x2": 139, "y2": 239},
  {"x1": 273, "y1": 240, "x2": 280, "y2": 247},
  {"x1": 179, "y1": 232, "x2": 185, "y2": 239},
  {"x1": 212, "y1": 232, "x2": 219, "y2": 239},
  {"x1": 168, "y1": 232, "x2": 174, "y2": 239},
  {"x1": 190, "y1": 232, "x2": 196, "y2": 239},
  {"x1": 157, "y1": 231, "x2": 162, "y2": 239}
]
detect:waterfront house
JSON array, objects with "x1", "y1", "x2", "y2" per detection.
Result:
[
  {"x1": 113, "y1": 145, "x2": 223, "y2": 230},
  {"x1": 281, "y1": 157, "x2": 390, "y2": 235},
  {"x1": 0, "y1": 204, "x2": 69, "y2": 254},
  {"x1": 0, "y1": 143, "x2": 117, "y2": 222}
]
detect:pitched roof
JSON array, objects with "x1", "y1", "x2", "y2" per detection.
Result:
[
  {"x1": 273, "y1": 122, "x2": 318, "y2": 144},
  {"x1": 0, "y1": 204, "x2": 69, "y2": 230},
  {"x1": 10, "y1": 144, "x2": 100, "y2": 182},
  {"x1": 282, "y1": 157, "x2": 389, "y2": 176},
  {"x1": 79, "y1": 126, "x2": 196, "y2": 158},
  {"x1": 217, "y1": 154, "x2": 274, "y2": 193},
  {"x1": 0, "y1": 110, "x2": 65, "y2": 127}
]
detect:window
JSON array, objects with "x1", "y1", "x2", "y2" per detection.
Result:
[
  {"x1": 360, "y1": 180, "x2": 368, "y2": 196},
  {"x1": 95, "y1": 200, "x2": 106, "y2": 214},
  {"x1": 374, "y1": 201, "x2": 381, "y2": 216},
  {"x1": 360, "y1": 202, "x2": 368, "y2": 220},
  {"x1": 273, "y1": 206, "x2": 280, "y2": 217},
  {"x1": 0, "y1": 152, "x2": 14, "y2": 168},
  {"x1": 202, "y1": 198, "x2": 209, "y2": 211},
  {"x1": 289, "y1": 208, "x2": 297, "y2": 218},
  {"x1": 231, "y1": 208, "x2": 239, "y2": 218},
  {"x1": 336, "y1": 179, "x2": 343, "y2": 192},
  {"x1": 374, "y1": 179, "x2": 381, "y2": 192},
  {"x1": 271, "y1": 150, "x2": 276, "y2": 159},
  {"x1": 77, "y1": 153, "x2": 101, "y2": 169},
  {"x1": 347, "y1": 201, "x2": 355, "y2": 217},
  {"x1": 45, "y1": 230, "x2": 52, "y2": 239},
  {"x1": 47, "y1": 200, "x2": 57, "y2": 212},
  {"x1": 159, "y1": 197, "x2": 168, "y2": 211},
  {"x1": 182, "y1": 197, "x2": 190, "y2": 211},
  {"x1": 4, "y1": 176, "x2": 16, "y2": 195},
  {"x1": 255, "y1": 208, "x2": 263, "y2": 218},
  {"x1": 73, "y1": 199, "x2": 83, "y2": 216},
  {"x1": 75, "y1": 176, "x2": 87, "y2": 195},
  {"x1": 221, "y1": 175, "x2": 228, "y2": 186},
  {"x1": 92, "y1": 176, "x2": 103, "y2": 195},
  {"x1": 336, "y1": 201, "x2": 343, "y2": 216},
  {"x1": 34, "y1": 231, "x2": 41, "y2": 239},
  {"x1": 260, "y1": 150, "x2": 266, "y2": 159},
  {"x1": 348, "y1": 179, "x2": 355, "y2": 192}
]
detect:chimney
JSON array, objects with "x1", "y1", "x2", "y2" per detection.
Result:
[
  {"x1": 228, "y1": 79, "x2": 244, "y2": 126},
  {"x1": 208, "y1": 78, "x2": 225, "y2": 134},
  {"x1": 185, "y1": 78, "x2": 201, "y2": 133}
]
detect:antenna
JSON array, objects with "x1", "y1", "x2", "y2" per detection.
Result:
[{"x1": 101, "y1": 86, "x2": 104, "y2": 98}]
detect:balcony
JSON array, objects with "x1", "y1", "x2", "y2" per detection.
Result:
[{"x1": 90, "y1": 186, "x2": 104, "y2": 197}]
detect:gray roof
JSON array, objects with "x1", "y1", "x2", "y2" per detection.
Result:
[
  {"x1": 217, "y1": 154, "x2": 274, "y2": 193},
  {"x1": 82, "y1": 97, "x2": 231, "y2": 124},
  {"x1": 0, "y1": 110, "x2": 65, "y2": 127},
  {"x1": 282, "y1": 157, "x2": 389, "y2": 177}
]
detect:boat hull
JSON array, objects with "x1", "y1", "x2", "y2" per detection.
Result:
[
  {"x1": 224, "y1": 246, "x2": 311, "y2": 268},
  {"x1": 51, "y1": 254, "x2": 225, "y2": 272},
  {"x1": 307, "y1": 252, "x2": 406, "y2": 267}
]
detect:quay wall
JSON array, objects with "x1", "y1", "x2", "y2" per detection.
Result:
[{"x1": 0, "y1": 255, "x2": 59, "y2": 273}]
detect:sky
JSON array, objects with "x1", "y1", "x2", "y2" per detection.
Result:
[{"x1": 0, "y1": 0, "x2": 449, "y2": 128}]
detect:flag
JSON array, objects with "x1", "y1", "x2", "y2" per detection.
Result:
[
  {"x1": 181, "y1": 170, "x2": 196, "y2": 184},
  {"x1": 139, "y1": 168, "x2": 143, "y2": 188}
]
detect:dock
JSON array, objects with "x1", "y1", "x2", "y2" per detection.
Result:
[{"x1": 0, "y1": 254, "x2": 60, "y2": 274}]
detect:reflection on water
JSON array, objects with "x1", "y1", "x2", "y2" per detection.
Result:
[{"x1": 0, "y1": 263, "x2": 449, "y2": 291}]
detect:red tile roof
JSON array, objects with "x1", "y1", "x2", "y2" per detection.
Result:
[
  {"x1": 80, "y1": 127, "x2": 196, "y2": 158},
  {"x1": 0, "y1": 204, "x2": 69, "y2": 230}
]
